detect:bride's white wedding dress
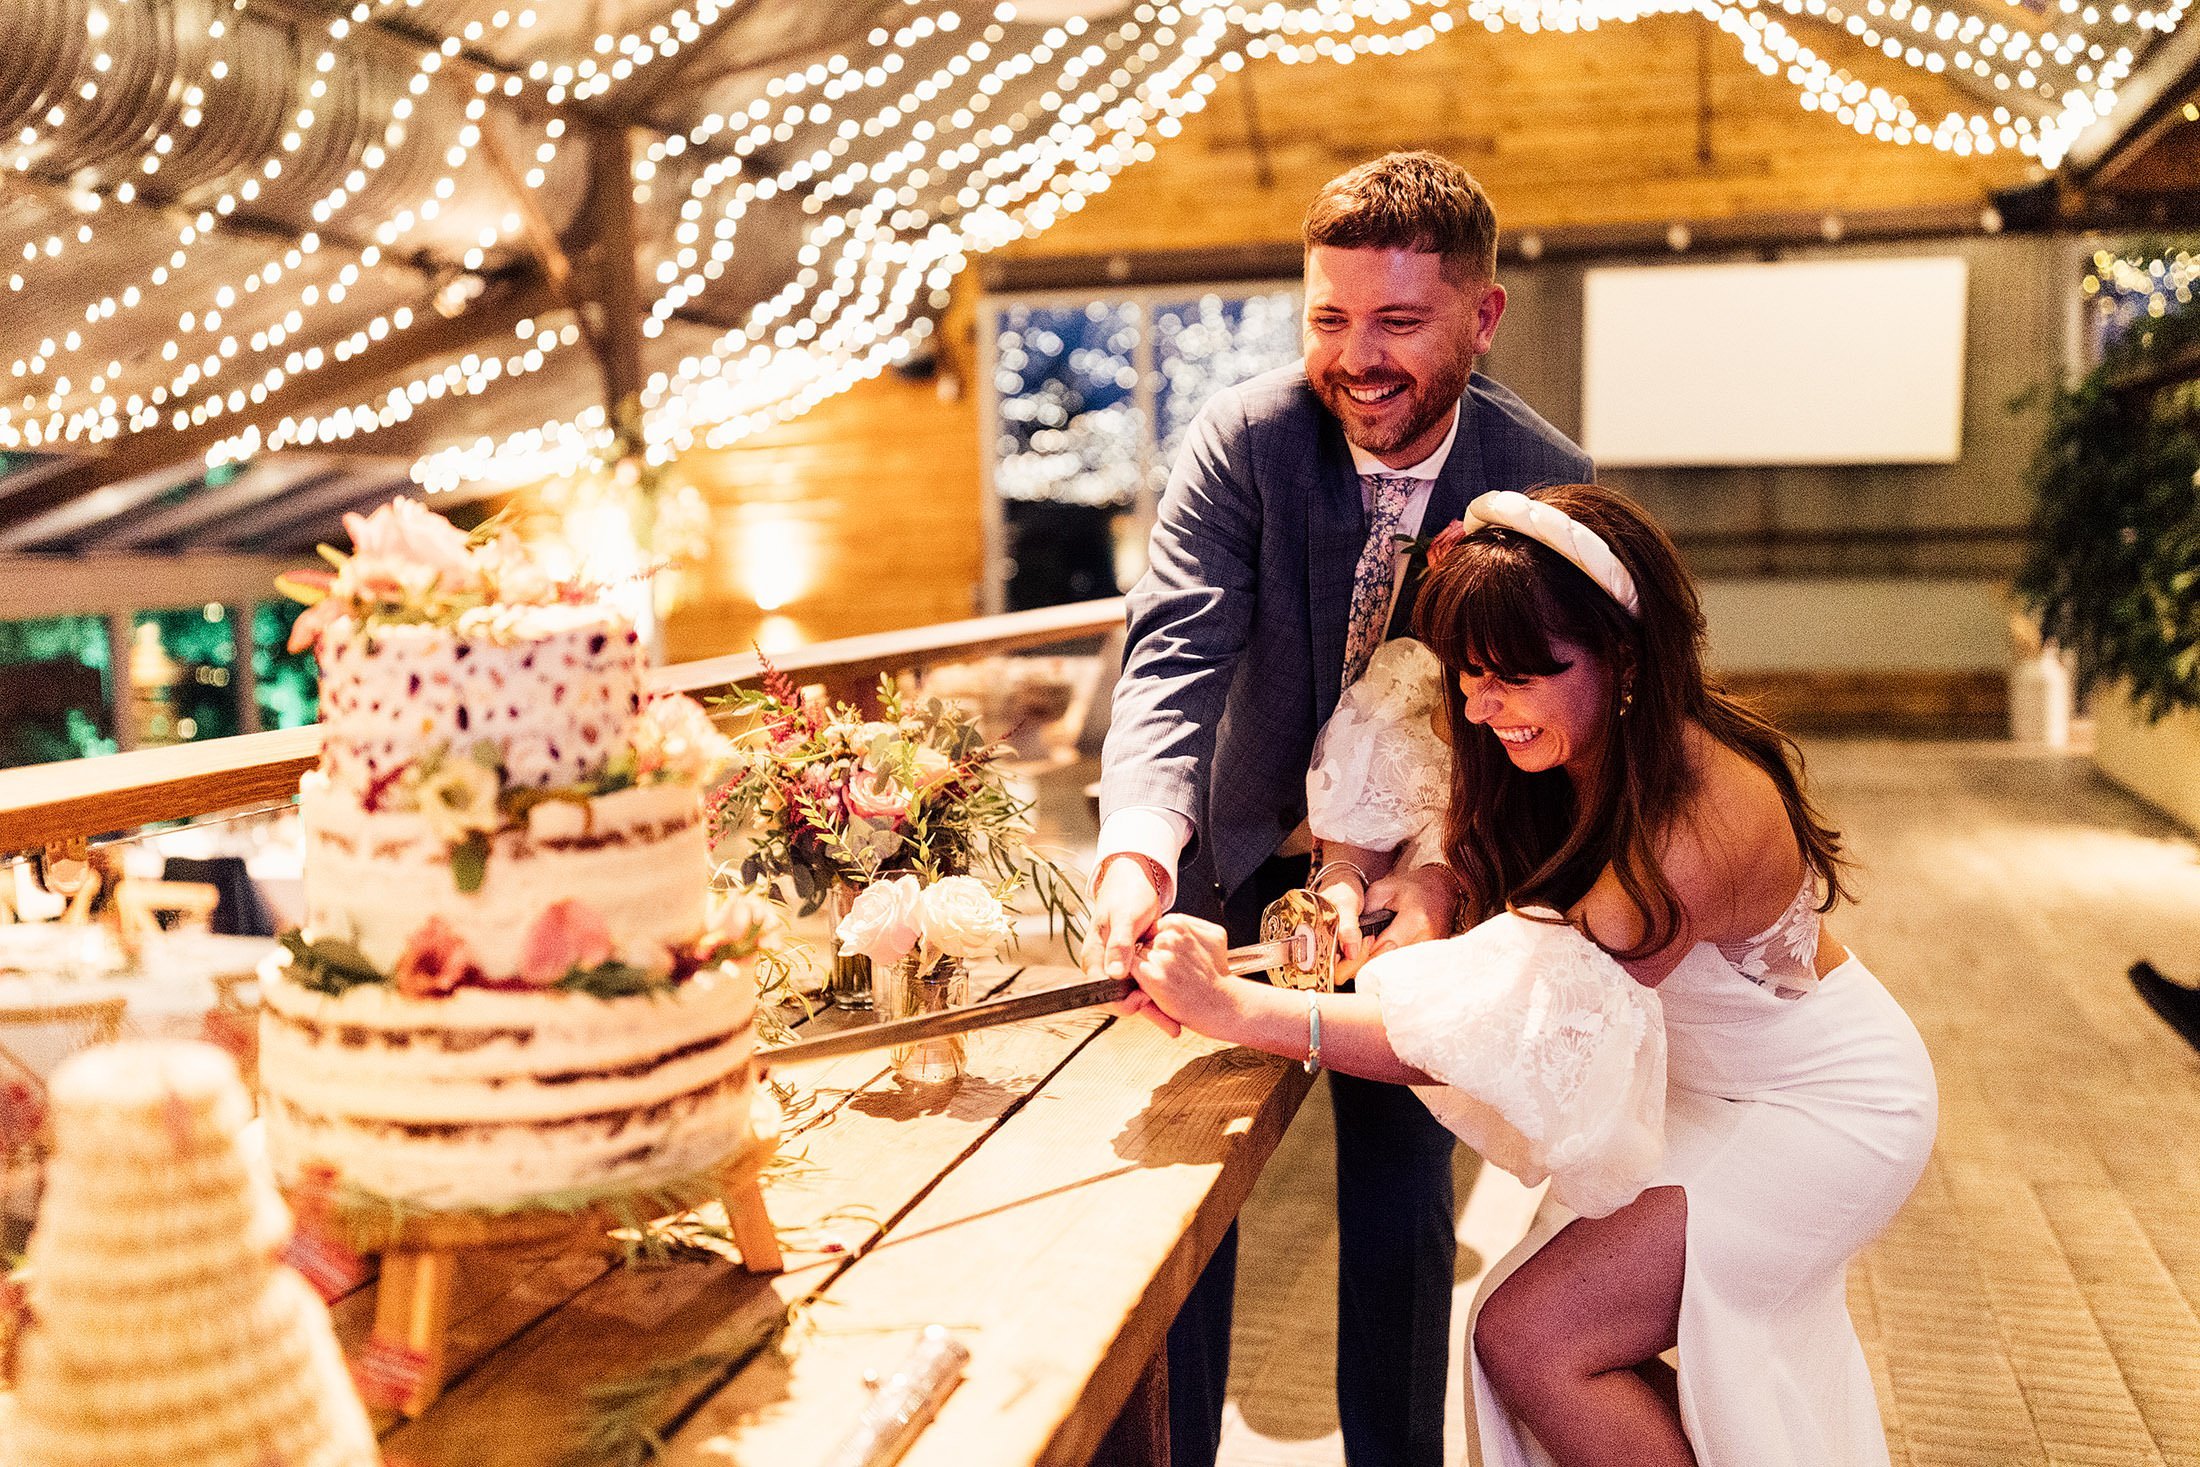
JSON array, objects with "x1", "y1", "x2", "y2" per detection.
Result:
[{"x1": 1308, "y1": 638, "x2": 1938, "y2": 1467}]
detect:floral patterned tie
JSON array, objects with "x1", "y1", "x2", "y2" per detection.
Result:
[{"x1": 1342, "y1": 473, "x2": 1417, "y2": 688}]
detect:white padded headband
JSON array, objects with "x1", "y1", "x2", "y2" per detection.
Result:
[{"x1": 1457, "y1": 490, "x2": 1641, "y2": 617}]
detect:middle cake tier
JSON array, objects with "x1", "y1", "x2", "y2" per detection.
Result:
[{"x1": 298, "y1": 771, "x2": 707, "y2": 980}]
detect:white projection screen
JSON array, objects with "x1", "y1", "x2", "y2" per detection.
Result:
[{"x1": 1580, "y1": 256, "x2": 1969, "y2": 466}]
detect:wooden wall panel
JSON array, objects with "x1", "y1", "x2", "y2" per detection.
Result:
[
  {"x1": 1006, "y1": 15, "x2": 2035, "y2": 258},
  {"x1": 662, "y1": 369, "x2": 983, "y2": 664},
  {"x1": 664, "y1": 14, "x2": 2039, "y2": 663}
]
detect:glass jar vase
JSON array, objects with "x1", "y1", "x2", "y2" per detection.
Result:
[
  {"x1": 874, "y1": 954, "x2": 969, "y2": 1085},
  {"x1": 822, "y1": 879, "x2": 874, "y2": 1011}
]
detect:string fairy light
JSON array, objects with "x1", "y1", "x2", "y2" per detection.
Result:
[
  {"x1": 1, "y1": 0, "x2": 2188, "y2": 490},
  {"x1": 0, "y1": 0, "x2": 552, "y2": 454},
  {"x1": 2082, "y1": 242, "x2": 2200, "y2": 350}
]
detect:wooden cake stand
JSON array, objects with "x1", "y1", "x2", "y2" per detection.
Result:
[{"x1": 307, "y1": 1107, "x2": 782, "y2": 1417}]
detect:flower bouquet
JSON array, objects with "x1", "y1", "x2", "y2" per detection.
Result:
[
  {"x1": 835, "y1": 874, "x2": 1014, "y2": 1082},
  {"x1": 710, "y1": 663, "x2": 1083, "y2": 1008}
]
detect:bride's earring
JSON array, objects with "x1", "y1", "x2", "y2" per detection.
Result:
[{"x1": 1618, "y1": 680, "x2": 1636, "y2": 717}]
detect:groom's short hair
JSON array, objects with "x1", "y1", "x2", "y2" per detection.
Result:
[{"x1": 1303, "y1": 151, "x2": 1499, "y2": 283}]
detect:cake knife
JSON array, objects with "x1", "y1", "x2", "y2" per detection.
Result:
[{"x1": 760, "y1": 907, "x2": 1391, "y2": 1072}]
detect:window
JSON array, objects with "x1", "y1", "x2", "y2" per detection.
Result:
[{"x1": 983, "y1": 283, "x2": 1302, "y2": 611}]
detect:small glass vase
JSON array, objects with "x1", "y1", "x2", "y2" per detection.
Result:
[
  {"x1": 875, "y1": 954, "x2": 969, "y2": 1085},
  {"x1": 823, "y1": 880, "x2": 874, "y2": 1011}
]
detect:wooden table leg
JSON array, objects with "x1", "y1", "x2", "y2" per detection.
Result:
[
  {"x1": 721, "y1": 1170, "x2": 783, "y2": 1275},
  {"x1": 1090, "y1": 1342, "x2": 1169, "y2": 1467},
  {"x1": 371, "y1": 1248, "x2": 455, "y2": 1417}
]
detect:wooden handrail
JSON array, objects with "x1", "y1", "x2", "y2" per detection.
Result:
[{"x1": 0, "y1": 597, "x2": 1126, "y2": 855}]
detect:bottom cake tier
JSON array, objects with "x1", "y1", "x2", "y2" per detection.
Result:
[{"x1": 257, "y1": 955, "x2": 758, "y2": 1210}]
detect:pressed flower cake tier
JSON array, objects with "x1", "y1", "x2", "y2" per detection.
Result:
[{"x1": 314, "y1": 602, "x2": 648, "y2": 795}]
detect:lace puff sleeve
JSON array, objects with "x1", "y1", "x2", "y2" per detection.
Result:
[
  {"x1": 1307, "y1": 638, "x2": 1450, "y2": 867},
  {"x1": 1361, "y1": 910, "x2": 1667, "y2": 1219}
]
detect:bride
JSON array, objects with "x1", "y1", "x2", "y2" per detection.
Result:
[{"x1": 1124, "y1": 483, "x2": 1938, "y2": 1467}]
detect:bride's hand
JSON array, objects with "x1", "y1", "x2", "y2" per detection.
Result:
[
  {"x1": 1315, "y1": 869, "x2": 1369, "y2": 962},
  {"x1": 1129, "y1": 915, "x2": 1236, "y2": 1036},
  {"x1": 1362, "y1": 863, "x2": 1461, "y2": 960}
]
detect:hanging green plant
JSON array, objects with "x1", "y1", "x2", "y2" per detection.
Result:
[{"x1": 2016, "y1": 242, "x2": 2200, "y2": 723}]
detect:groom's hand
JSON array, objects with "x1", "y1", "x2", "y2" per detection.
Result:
[{"x1": 1091, "y1": 854, "x2": 1179, "y2": 1034}]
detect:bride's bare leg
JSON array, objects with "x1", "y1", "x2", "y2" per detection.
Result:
[{"x1": 1472, "y1": 1185, "x2": 1694, "y2": 1467}]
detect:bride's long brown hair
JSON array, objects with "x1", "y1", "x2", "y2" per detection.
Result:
[{"x1": 1411, "y1": 483, "x2": 1847, "y2": 960}]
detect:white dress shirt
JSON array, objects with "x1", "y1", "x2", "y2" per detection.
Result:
[{"x1": 1096, "y1": 403, "x2": 1463, "y2": 906}]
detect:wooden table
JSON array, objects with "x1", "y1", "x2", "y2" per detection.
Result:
[{"x1": 341, "y1": 964, "x2": 1313, "y2": 1467}]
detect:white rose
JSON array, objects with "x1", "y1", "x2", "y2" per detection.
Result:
[
  {"x1": 837, "y1": 873, "x2": 923, "y2": 969},
  {"x1": 917, "y1": 876, "x2": 1011, "y2": 960},
  {"x1": 414, "y1": 756, "x2": 502, "y2": 844},
  {"x1": 704, "y1": 886, "x2": 788, "y2": 958}
]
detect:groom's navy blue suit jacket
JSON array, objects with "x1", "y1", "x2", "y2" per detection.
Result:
[{"x1": 1100, "y1": 362, "x2": 1592, "y2": 918}]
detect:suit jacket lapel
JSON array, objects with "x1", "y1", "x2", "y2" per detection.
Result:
[{"x1": 1307, "y1": 417, "x2": 1363, "y2": 722}]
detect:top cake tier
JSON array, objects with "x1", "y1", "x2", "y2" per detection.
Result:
[{"x1": 317, "y1": 602, "x2": 647, "y2": 792}]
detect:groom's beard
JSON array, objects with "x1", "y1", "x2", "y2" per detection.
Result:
[{"x1": 1309, "y1": 348, "x2": 1474, "y2": 460}]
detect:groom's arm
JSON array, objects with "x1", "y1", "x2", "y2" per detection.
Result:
[{"x1": 1096, "y1": 386, "x2": 1264, "y2": 910}]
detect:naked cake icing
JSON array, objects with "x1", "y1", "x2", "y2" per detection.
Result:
[{"x1": 259, "y1": 498, "x2": 769, "y2": 1212}]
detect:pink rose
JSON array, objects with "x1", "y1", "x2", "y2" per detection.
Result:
[
  {"x1": 846, "y1": 769, "x2": 910, "y2": 822},
  {"x1": 837, "y1": 874, "x2": 922, "y2": 969},
  {"x1": 517, "y1": 899, "x2": 614, "y2": 986},
  {"x1": 909, "y1": 746, "x2": 958, "y2": 791},
  {"x1": 340, "y1": 498, "x2": 479, "y2": 597},
  {"x1": 393, "y1": 916, "x2": 483, "y2": 998}
]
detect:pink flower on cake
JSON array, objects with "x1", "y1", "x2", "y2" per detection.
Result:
[
  {"x1": 518, "y1": 899, "x2": 615, "y2": 985},
  {"x1": 837, "y1": 873, "x2": 923, "y2": 969},
  {"x1": 341, "y1": 498, "x2": 477, "y2": 595},
  {"x1": 393, "y1": 916, "x2": 482, "y2": 998},
  {"x1": 916, "y1": 876, "x2": 1012, "y2": 960}
]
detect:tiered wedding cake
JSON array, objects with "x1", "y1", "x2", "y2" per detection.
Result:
[
  {"x1": 4, "y1": 1040, "x2": 379, "y2": 1466},
  {"x1": 258, "y1": 499, "x2": 766, "y2": 1211}
]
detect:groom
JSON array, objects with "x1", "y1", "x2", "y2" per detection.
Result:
[{"x1": 1091, "y1": 152, "x2": 1592, "y2": 1467}]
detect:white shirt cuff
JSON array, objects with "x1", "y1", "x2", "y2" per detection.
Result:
[{"x1": 1094, "y1": 806, "x2": 1192, "y2": 910}]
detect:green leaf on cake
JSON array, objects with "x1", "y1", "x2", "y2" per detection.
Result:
[
  {"x1": 556, "y1": 961, "x2": 675, "y2": 1000},
  {"x1": 279, "y1": 930, "x2": 386, "y2": 996},
  {"x1": 450, "y1": 830, "x2": 490, "y2": 893}
]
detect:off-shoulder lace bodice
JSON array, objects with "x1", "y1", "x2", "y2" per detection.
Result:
[
  {"x1": 1307, "y1": 638, "x2": 1449, "y2": 868},
  {"x1": 1715, "y1": 877, "x2": 1824, "y2": 1000}
]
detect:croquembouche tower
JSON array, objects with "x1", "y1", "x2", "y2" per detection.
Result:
[{"x1": 2, "y1": 1040, "x2": 380, "y2": 1467}]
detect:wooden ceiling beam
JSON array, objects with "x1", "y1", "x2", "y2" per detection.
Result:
[
  {"x1": 2062, "y1": 19, "x2": 2200, "y2": 184},
  {"x1": 597, "y1": 0, "x2": 762, "y2": 118}
]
